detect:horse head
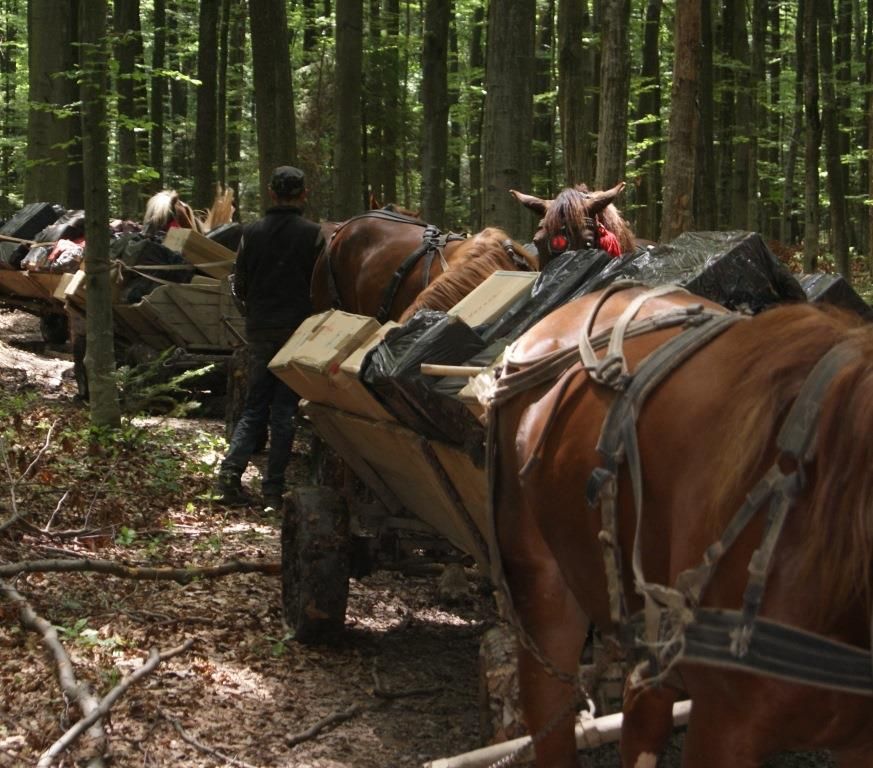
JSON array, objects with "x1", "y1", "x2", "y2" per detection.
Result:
[
  {"x1": 143, "y1": 189, "x2": 205, "y2": 235},
  {"x1": 510, "y1": 181, "x2": 634, "y2": 265},
  {"x1": 369, "y1": 191, "x2": 422, "y2": 220}
]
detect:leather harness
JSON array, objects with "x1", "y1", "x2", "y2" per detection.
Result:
[
  {"x1": 486, "y1": 283, "x2": 873, "y2": 697},
  {"x1": 325, "y1": 209, "x2": 466, "y2": 322}
]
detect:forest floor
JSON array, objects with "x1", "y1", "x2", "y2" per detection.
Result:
[{"x1": 0, "y1": 309, "x2": 839, "y2": 768}]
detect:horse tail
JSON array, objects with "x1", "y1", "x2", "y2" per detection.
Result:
[{"x1": 804, "y1": 322, "x2": 873, "y2": 616}]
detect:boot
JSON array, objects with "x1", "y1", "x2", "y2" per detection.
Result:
[{"x1": 213, "y1": 473, "x2": 253, "y2": 507}]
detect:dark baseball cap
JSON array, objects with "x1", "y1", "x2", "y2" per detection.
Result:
[{"x1": 270, "y1": 165, "x2": 305, "y2": 197}]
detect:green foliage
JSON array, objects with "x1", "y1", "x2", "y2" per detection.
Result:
[
  {"x1": 115, "y1": 526, "x2": 137, "y2": 546},
  {"x1": 56, "y1": 617, "x2": 125, "y2": 650},
  {"x1": 114, "y1": 351, "x2": 213, "y2": 417}
]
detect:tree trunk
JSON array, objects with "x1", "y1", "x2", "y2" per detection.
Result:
[
  {"x1": 715, "y1": 0, "x2": 735, "y2": 227},
  {"x1": 421, "y1": 0, "x2": 450, "y2": 225},
  {"x1": 150, "y1": 0, "x2": 167, "y2": 191},
  {"x1": 634, "y1": 0, "x2": 662, "y2": 240},
  {"x1": 482, "y1": 0, "x2": 535, "y2": 240},
  {"x1": 192, "y1": 0, "x2": 220, "y2": 210},
  {"x1": 818, "y1": 0, "x2": 850, "y2": 278},
  {"x1": 558, "y1": 0, "x2": 587, "y2": 186},
  {"x1": 168, "y1": 0, "x2": 194, "y2": 186},
  {"x1": 249, "y1": 0, "x2": 297, "y2": 212},
  {"x1": 382, "y1": 0, "x2": 401, "y2": 206},
  {"x1": 748, "y1": 0, "x2": 765, "y2": 233},
  {"x1": 0, "y1": 0, "x2": 19, "y2": 217},
  {"x1": 595, "y1": 0, "x2": 630, "y2": 189},
  {"x1": 695, "y1": 0, "x2": 717, "y2": 230},
  {"x1": 364, "y1": 0, "x2": 382, "y2": 202},
  {"x1": 660, "y1": 0, "x2": 700, "y2": 242},
  {"x1": 532, "y1": 0, "x2": 554, "y2": 197},
  {"x1": 334, "y1": 0, "x2": 364, "y2": 218},
  {"x1": 26, "y1": 0, "x2": 81, "y2": 206},
  {"x1": 226, "y1": 0, "x2": 245, "y2": 210},
  {"x1": 783, "y1": 0, "x2": 804, "y2": 246},
  {"x1": 216, "y1": 0, "x2": 231, "y2": 188},
  {"x1": 802, "y1": 0, "x2": 821, "y2": 271},
  {"x1": 729, "y1": 0, "x2": 751, "y2": 230},
  {"x1": 868, "y1": 0, "x2": 873, "y2": 273},
  {"x1": 467, "y1": 2, "x2": 485, "y2": 229},
  {"x1": 79, "y1": 0, "x2": 121, "y2": 428},
  {"x1": 114, "y1": 0, "x2": 145, "y2": 218}
]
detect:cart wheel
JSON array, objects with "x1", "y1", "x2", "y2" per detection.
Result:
[
  {"x1": 40, "y1": 313, "x2": 69, "y2": 344},
  {"x1": 281, "y1": 486, "x2": 350, "y2": 643}
]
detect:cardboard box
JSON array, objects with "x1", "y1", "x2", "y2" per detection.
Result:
[
  {"x1": 162, "y1": 227, "x2": 236, "y2": 279},
  {"x1": 332, "y1": 321, "x2": 400, "y2": 420},
  {"x1": 269, "y1": 310, "x2": 381, "y2": 405},
  {"x1": 447, "y1": 270, "x2": 538, "y2": 327}
]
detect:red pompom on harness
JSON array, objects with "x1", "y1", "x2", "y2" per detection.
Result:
[{"x1": 597, "y1": 221, "x2": 622, "y2": 258}]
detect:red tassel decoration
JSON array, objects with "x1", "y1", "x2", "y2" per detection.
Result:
[{"x1": 597, "y1": 223, "x2": 622, "y2": 258}]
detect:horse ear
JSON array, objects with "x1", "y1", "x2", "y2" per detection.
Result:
[
  {"x1": 509, "y1": 189, "x2": 549, "y2": 216},
  {"x1": 369, "y1": 192, "x2": 380, "y2": 210},
  {"x1": 585, "y1": 181, "x2": 627, "y2": 215}
]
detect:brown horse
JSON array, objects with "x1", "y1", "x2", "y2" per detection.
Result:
[
  {"x1": 397, "y1": 227, "x2": 537, "y2": 322},
  {"x1": 311, "y1": 208, "x2": 535, "y2": 322},
  {"x1": 490, "y1": 284, "x2": 873, "y2": 767},
  {"x1": 510, "y1": 181, "x2": 638, "y2": 264}
]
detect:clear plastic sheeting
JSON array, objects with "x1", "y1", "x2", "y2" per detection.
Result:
[{"x1": 800, "y1": 273, "x2": 873, "y2": 321}]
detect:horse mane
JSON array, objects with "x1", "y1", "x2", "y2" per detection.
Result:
[
  {"x1": 143, "y1": 189, "x2": 209, "y2": 235},
  {"x1": 542, "y1": 185, "x2": 636, "y2": 254},
  {"x1": 143, "y1": 190, "x2": 179, "y2": 235},
  {"x1": 399, "y1": 227, "x2": 536, "y2": 322},
  {"x1": 711, "y1": 303, "x2": 873, "y2": 620}
]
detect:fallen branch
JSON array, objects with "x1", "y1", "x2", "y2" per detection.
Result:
[
  {"x1": 285, "y1": 703, "x2": 366, "y2": 747},
  {"x1": 421, "y1": 700, "x2": 692, "y2": 768},
  {"x1": 0, "y1": 556, "x2": 280, "y2": 582},
  {"x1": 38, "y1": 639, "x2": 195, "y2": 768},
  {"x1": 159, "y1": 710, "x2": 260, "y2": 768},
  {"x1": 0, "y1": 579, "x2": 107, "y2": 768}
]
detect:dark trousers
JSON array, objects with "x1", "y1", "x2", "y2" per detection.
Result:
[{"x1": 219, "y1": 339, "x2": 299, "y2": 496}]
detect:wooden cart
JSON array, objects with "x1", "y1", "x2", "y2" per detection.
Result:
[{"x1": 272, "y1": 273, "x2": 541, "y2": 642}]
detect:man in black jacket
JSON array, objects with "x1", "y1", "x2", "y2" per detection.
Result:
[{"x1": 215, "y1": 166, "x2": 325, "y2": 510}]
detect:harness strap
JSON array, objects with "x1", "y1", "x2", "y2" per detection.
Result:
[
  {"x1": 578, "y1": 282, "x2": 691, "y2": 388},
  {"x1": 376, "y1": 225, "x2": 466, "y2": 323},
  {"x1": 684, "y1": 608, "x2": 873, "y2": 696},
  {"x1": 591, "y1": 313, "x2": 744, "y2": 639}
]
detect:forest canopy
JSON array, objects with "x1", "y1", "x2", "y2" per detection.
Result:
[{"x1": 2, "y1": 0, "x2": 872, "y2": 278}]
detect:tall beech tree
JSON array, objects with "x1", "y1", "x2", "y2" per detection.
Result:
[
  {"x1": 114, "y1": 0, "x2": 146, "y2": 218},
  {"x1": 192, "y1": 0, "x2": 219, "y2": 210},
  {"x1": 333, "y1": 0, "x2": 364, "y2": 218},
  {"x1": 79, "y1": 0, "x2": 120, "y2": 428},
  {"x1": 421, "y1": 0, "x2": 450, "y2": 225},
  {"x1": 661, "y1": 0, "x2": 700, "y2": 241},
  {"x1": 25, "y1": 0, "x2": 82, "y2": 207},
  {"x1": 595, "y1": 0, "x2": 631, "y2": 190},
  {"x1": 482, "y1": 0, "x2": 535, "y2": 240}
]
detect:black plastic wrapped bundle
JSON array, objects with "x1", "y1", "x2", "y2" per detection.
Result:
[
  {"x1": 602, "y1": 231, "x2": 806, "y2": 313},
  {"x1": 361, "y1": 310, "x2": 486, "y2": 446},
  {"x1": 800, "y1": 273, "x2": 873, "y2": 321}
]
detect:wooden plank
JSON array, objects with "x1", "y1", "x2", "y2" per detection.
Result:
[
  {"x1": 112, "y1": 304, "x2": 176, "y2": 349},
  {"x1": 143, "y1": 285, "x2": 213, "y2": 346},
  {"x1": 162, "y1": 228, "x2": 236, "y2": 279},
  {"x1": 304, "y1": 402, "x2": 490, "y2": 570},
  {"x1": 0, "y1": 269, "x2": 46, "y2": 300},
  {"x1": 162, "y1": 283, "x2": 222, "y2": 347},
  {"x1": 429, "y1": 441, "x2": 488, "y2": 543}
]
